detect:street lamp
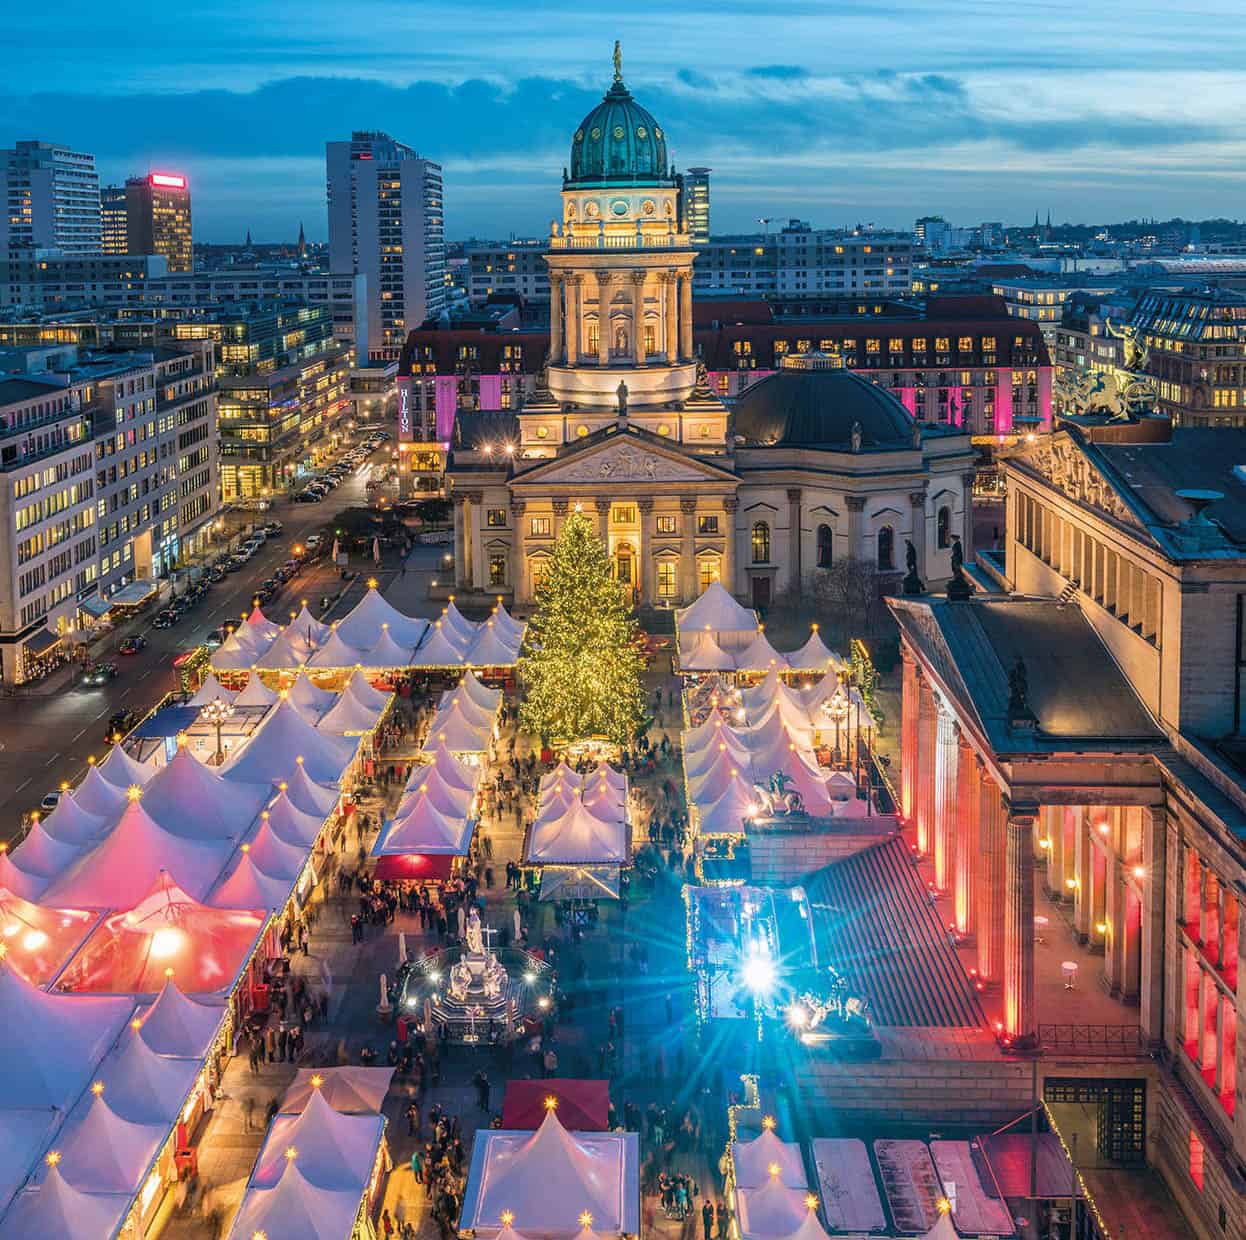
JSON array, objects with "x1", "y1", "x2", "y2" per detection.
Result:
[
  {"x1": 821, "y1": 679, "x2": 851, "y2": 768},
  {"x1": 200, "y1": 698, "x2": 235, "y2": 766}
]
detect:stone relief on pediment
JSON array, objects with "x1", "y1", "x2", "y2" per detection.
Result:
[
  {"x1": 540, "y1": 441, "x2": 716, "y2": 483},
  {"x1": 1024, "y1": 441, "x2": 1140, "y2": 530}
]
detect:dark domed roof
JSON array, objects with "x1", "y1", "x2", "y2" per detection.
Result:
[
  {"x1": 732, "y1": 358, "x2": 917, "y2": 450},
  {"x1": 567, "y1": 53, "x2": 671, "y2": 188}
]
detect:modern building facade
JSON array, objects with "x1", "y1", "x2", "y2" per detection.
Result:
[
  {"x1": 100, "y1": 184, "x2": 128, "y2": 255},
  {"x1": 0, "y1": 252, "x2": 169, "y2": 308},
  {"x1": 464, "y1": 241, "x2": 550, "y2": 305},
  {"x1": 678, "y1": 166, "x2": 711, "y2": 244},
  {"x1": 0, "y1": 141, "x2": 101, "y2": 255},
  {"x1": 326, "y1": 131, "x2": 446, "y2": 362},
  {"x1": 124, "y1": 172, "x2": 193, "y2": 272}
]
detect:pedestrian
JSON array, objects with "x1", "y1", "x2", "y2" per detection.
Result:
[
  {"x1": 265, "y1": 1024, "x2": 276, "y2": 1063},
  {"x1": 702, "y1": 1199, "x2": 714, "y2": 1240},
  {"x1": 243, "y1": 1094, "x2": 256, "y2": 1132},
  {"x1": 381, "y1": 1208, "x2": 395, "y2": 1238}
]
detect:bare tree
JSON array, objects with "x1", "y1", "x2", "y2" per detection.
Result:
[{"x1": 808, "y1": 558, "x2": 894, "y2": 645}]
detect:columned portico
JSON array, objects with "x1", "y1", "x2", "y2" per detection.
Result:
[
  {"x1": 1004, "y1": 803, "x2": 1038, "y2": 1044},
  {"x1": 915, "y1": 676, "x2": 936, "y2": 855},
  {"x1": 978, "y1": 775, "x2": 1006, "y2": 983},
  {"x1": 954, "y1": 731, "x2": 978, "y2": 935},
  {"x1": 933, "y1": 704, "x2": 957, "y2": 891}
]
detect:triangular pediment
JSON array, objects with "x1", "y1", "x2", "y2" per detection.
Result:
[{"x1": 513, "y1": 427, "x2": 737, "y2": 488}]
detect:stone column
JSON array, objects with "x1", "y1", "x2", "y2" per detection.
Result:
[
  {"x1": 845, "y1": 495, "x2": 867, "y2": 562},
  {"x1": 452, "y1": 493, "x2": 468, "y2": 589},
  {"x1": 954, "y1": 730, "x2": 978, "y2": 936},
  {"x1": 679, "y1": 272, "x2": 693, "y2": 361},
  {"x1": 1072, "y1": 807, "x2": 1093, "y2": 938},
  {"x1": 977, "y1": 773, "x2": 1006, "y2": 983},
  {"x1": 632, "y1": 272, "x2": 647, "y2": 364},
  {"x1": 915, "y1": 678, "x2": 937, "y2": 855},
  {"x1": 909, "y1": 488, "x2": 928, "y2": 580},
  {"x1": 552, "y1": 499, "x2": 569, "y2": 540},
  {"x1": 900, "y1": 651, "x2": 919, "y2": 824},
  {"x1": 722, "y1": 497, "x2": 738, "y2": 596},
  {"x1": 594, "y1": 497, "x2": 610, "y2": 544},
  {"x1": 961, "y1": 470, "x2": 976, "y2": 561},
  {"x1": 509, "y1": 500, "x2": 526, "y2": 601},
  {"x1": 786, "y1": 487, "x2": 803, "y2": 593},
  {"x1": 1140, "y1": 805, "x2": 1166, "y2": 1041},
  {"x1": 595, "y1": 271, "x2": 612, "y2": 364},
  {"x1": 665, "y1": 271, "x2": 679, "y2": 361},
  {"x1": 549, "y1": 273, "x2": 563, "y2": 363},
  {"x1": 637, "y1": 497, "x2": 654, "y2": 602},
  {"x1": 1104, "y1": 848, "x2": 1125, "y2": 996},
  {"x1": 1005, "y1": 803, "x2": 1038, "y2": 1045},
  {"x1": 1043, "y1": 806, "x2": 1064, "y2": 896},
  {"x1": 566, "y1": 276, "x2": 581, "y2": 364},
  {"x1": 933, "y1": 705, "x2": 958, "y2": 892},
  {"x1": 680, "y1": 497, "x2": 698, "y2": 601},
  {"x1": 465, "y1": 489, "x2": 485, "y2": 590}
]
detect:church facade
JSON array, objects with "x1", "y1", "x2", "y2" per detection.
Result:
[{"x1": 443, "y1": 52, "x2": 975, "y2": 609}]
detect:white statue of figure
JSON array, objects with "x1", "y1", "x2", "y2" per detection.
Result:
[{"x1": 466, "y1": 907, "x2": 484, "y2": 956}]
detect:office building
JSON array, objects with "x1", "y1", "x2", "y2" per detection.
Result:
[
  {"x1": 0, "y1": 141, "x2": 101, "y2": 255},
  {"x1": 679, "y1": 166, "x2": 711, "y2": 244},
  {"x1": 326, "y1": 131, "x2": 446, "y2": 362},
  {"x1": 124, "y1": 172, "x2": 193, "y2": 272},
  {"x1": 693, "y1": 221, "x2": 913, "y2": 296},
  {"x1": 101, "y1": 184, "x2": 128, "y2": 255},
  {"x1": 0, "y1": 252, "x2": 169, "y2": 308},
  {"x1": 465, "y1": 241, "x2": 550, "y2": 305}
]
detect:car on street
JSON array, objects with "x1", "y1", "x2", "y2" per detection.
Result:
[
  {"x1": 207, "y1": 566, "x2": 226, "y2": 583},
  {"x1": 294, "y1": 490, "x2": 321, "y2": 503},
  {"x1": 105, "y1": 708, "x2": 140, "y2": 741},
  {"x1": 40, "y1": 791, "x2": 62, "y2": 813},
  {"x1": 118, "y1": 635, "x2": 147, "y2": 655},
  {"x1": 152, "y1": 609, "x2": 180, "y2": 628},
  {"x1": 81, "y1": 661, "x2": 118, "y2": 686},
  {"x1": 205, "y1": 625, "x2": 228, "y2": 649},
  {"x1": 263, "y1": 520, "x2": 284, "y2": 536}
]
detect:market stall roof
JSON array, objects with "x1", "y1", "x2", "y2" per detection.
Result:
[
  {"x1": 56, "y1": 1089, "x2": 165, "y2": 1194},
  {"x1": 233, "y1": 671, "x2": 280, "y2": 708},
  {"x1": 38, "y1": 789, "x2": 108, "y2": 846},
  {"x1": 306, "y1": 626, "x2": 367, "y2": 670},
  {"x1": 43, "y1": 800, "x2": 234, "y2": 910},
  {"x1": 254, "y1": 628, "x2": 309, "y2": 671},
  {"x1": 279, "y1": 762, "x2": 341, "y2": 820},
  {"x1": 263, "y1": 793, "x2": 331, "y2": 850},
  {"x1": 418, "y1": 742, "x2": 481, "y2": 795},
  {"x1": 466, "y1": 620, "x2": 523, "y2": 666},
  {"x1": 291, "y1": 603, "x2": 332, "y2": 648},
  {"x1": 459, "y1": 1110, "x2": 640, "y2": 1238},
  {"x1": 501, "y1": 1080, "x2": 610, "y2": 1131},
  {"x1": 696, "y1": 772, "x2": 759, "y2": 835},
  {"x1": 244, "y1": 814, "x2": 308, "y2": 878},
  {"x1": 359, "y1": 624, "x2": 418, "y2": 669},
  {"x1": 786, "y1": 627, "x2": 845, "y2": 673},
  {"x1": 422, "y1": 700, "x2": 493, "y2": 753},
  {"x1": 55, "y1": 872, "x2": 266, "y2": 995},
  {"x1": 97, "y1": 1025, "x2": 201, "y2": 1125},
  {"x1": 527, "y1": 800, "x2": 628, "y2": 866},
  {"x1": 809, "y1": 1138, "x2": 887, "y2": 1236},
  {"x1": 227, "y1": 1159, "x2": 364, "y2": 1240},
  {"x1": 675, "y1": 582, "x2": 759, "y2": 640},
  {"x1": 928, "y1": 1140, "x2": 1014, "y2": 1236},
  {"x1": 459, "y1": 668, "x2": 503, "y2": 711},
  {"x1": 222, "y1": 699, "x2": 359, "y2": 786},
  {"x1": 0, "y1": 1110, "x2": 62, "y2": 1219},
  {"x1": 336, "y1": 586, "x2": 430, "y2": 651},
  {"x1": 686, "y1": 747, "x2": 752, "y2": 805},
  {"x1": 208, "y1": 853, "x2": 297, "y2": 912},
  {"x1": 396, "y1": 761, "x2": 476, "y2": 820},
  {"x1": 317, "y1": 686, "x2": 386, "y2": 736},
  {"x1": 71, "y1": 765, "x2": 130, "y2": 820},
  {"x1": 374, "y1": 794, "x2": 474, "y2": 858},
  {"x1": 0, "y1": 889, "x2": 96, "y2": 987},
  {"x1": 734, "y1": 630, "x2": 789, "y2": 674},
  {"x1": 344, "y1": 669, "x2": 394, "y2": 714},
  {"x1": 733, "y1": 1129, "x2": 807, "y2": 1189},
  {"x1": 285, "y1": 669, "x2": 338, "y2": 720},
  {"x1": 410, "y1": 621, "x2": 469, "y2": 669},
  {"x1": 538, "y1": 866, "x2": 621, "y2": 903},
  {"x1": 734, "y1": 1178, "x2": 812, "y2": 1238},
  {"x1": 255, "y1": 1091, "x2": 384, "y2": 1190},
  {"x1": 371, "y1": 852, "x2": 455, "y2": 882},
  {"x1": 134, "y1": 976, "x2": 227, "y2": 1058},
  {"x1": 679, "y1": 630, "x2": 736, "y2": 672},
  {"x1": 440, "y1": 600, "x2": 481, "y2": 646},
  {"x1": 243, "y1": 604, "x2": 282, "y2": 641},
  {"x1": 0, "y1": 1161, "x2": 131, "y2": 1240},
  {"x1": 188, "y1": 673, "x2": 238, "y2": 707},
  {"x1": 440, "y1": 684, "x2": 500, "y2": 731},
  {"x1": 490, "y1": 602, "x2": 526, "y2": 640},
  {"x1": 0, "y1": 852, "x2": 49, "y2": 902},
  {"x1": 0, "y1": 961, "x2": 134, "y2": 1111},
  {"x1": 140, "y1": 744, "x2": 268, "y2": 841},
  {"x1": 281, "y1": 1067, "x2": 396, "y2": 1116},
  {"x1": 10, "y1": 819, "x2": 82, "y2": 878},
  {"x1": 97, "y1": 740, "x2": 155, "y2": 789}
]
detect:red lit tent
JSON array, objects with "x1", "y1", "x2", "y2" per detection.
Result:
[
  {"x1": 371, "y1": 853, "x2": 455, "y2": 883},
  {"x1": 500, "y1": 1079, "x2": 611, "y2": 1132}
]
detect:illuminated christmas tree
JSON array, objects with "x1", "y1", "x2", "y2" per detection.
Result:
[{"x1": 518, "y1": 509, "x2": 645, "y2": 745}]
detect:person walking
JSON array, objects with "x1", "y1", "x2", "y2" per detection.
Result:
[{"x1": 701, "y1": 1199, "x2": 714, "y2": 1240}]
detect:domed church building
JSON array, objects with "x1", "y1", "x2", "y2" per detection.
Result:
[{"x1": 445, "y1": 47, "x2": 975, "y2": 610}]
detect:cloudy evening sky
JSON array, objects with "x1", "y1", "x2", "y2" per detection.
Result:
[{"x1": 4, "y1": 0, "x2": 1244, "y2": 242}]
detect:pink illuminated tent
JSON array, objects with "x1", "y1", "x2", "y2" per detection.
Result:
[
  {"x1": 208, "y1": 853, "x2": 297, "y2": 912},
  {"x1": 0, "y1": 888, "x2": 96, "y2": 987},
  {"x1": 54, "y1": 871, "x2": 265, "y2": 995},
  {"x1": 734, "y1": 1176, "x2": 812, "y2": 1239},
  {"x1": 0, "y1": 850, "x2": 51, "y2": 902},
  {"x1": 32, "y1": 792, "x2": 106, "y2": 847}
]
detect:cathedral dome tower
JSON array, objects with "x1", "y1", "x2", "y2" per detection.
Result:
[{"x1": 566, "y1": 54, "x2": 672, "y2": 188}]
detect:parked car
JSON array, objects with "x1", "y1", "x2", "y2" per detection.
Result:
[
  {"x1": 205, "y1": 625, "x2": 228, "y2": 649},
  {"x1": 152, "y1": 609, "x2": 180, "y2": 628},
  {"x1": 118, "y1": 635, "x2": 147, "y2": 655},
  {"x1": 263, "y1": 520, "x2": 284, "y2": 536},
  {"x1": 294, "y1": 490, "x2": 321, "y2": 503},
  {"x1": 39, "y1": 791, "x2": 62, "y2": 813},
  {"x1": 81, "y1": 661, "x2": 118, "y2": 686}
]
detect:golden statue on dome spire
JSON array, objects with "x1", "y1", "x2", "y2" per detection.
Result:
[{"x1": 612, "y1": 40, "x2": 623, "y2": 83}]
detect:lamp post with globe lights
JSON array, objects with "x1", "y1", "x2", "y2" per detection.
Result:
[{"x1": 200, "y1": 698, "x2": 235, "y2": 766}]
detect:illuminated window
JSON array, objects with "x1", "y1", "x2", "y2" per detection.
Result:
[
  {"x1": 773, "y1": 340, "x2": 789, "y2": 357},
  {"x1": 937, "y1": 506, "x2": 951, "y2": 549},
  {"x1": 751, "y1": 522, "x2": 770, "y2": 563},
  {"x1": 488, "y1": 554, "x2": 507, "y2": 586},
  {"x1": 699, "y1": 556, "x2": 720, "y2": 592},
  {"x1": 587, "y1": 324, "x2": 600, "y2": 355},
  {"x1": 697, "y1": 514, "x2": 718, "y2": 535},
  {"x1": 530, "y1": 559, "x2": 549, "y2": 591},
  {"x1": 889, "y1": 338, "x2": 904, "y2": 354},
  {"x1": 935, "y1": 337, "x2": 950, "y2": 353},
  {"x1": 912, "y1": 337, "x2": 927, "y2": 352},
  {"x1": 657, "y1": 561, "x2": 677, "y2": 598},
  {"x1": 657, "y1": 515, "x2": 676, "y2": 534},
  {"x1": 866, "y1": 338, "x2": 881, "y2": 354},
  {"x1": 612, "y1": 505, "x2": 636, "y2": 524},
  {"x1": 958, "y1": 336, "x2": 973, "y2": 351},
  {"x1": 796, "y1": 340, "x2": 811, "y2": 354},
  {"x1": 1189, "y1": 1131, "x2": 1205, "y2": 1191},
  {"x1": 530, "y1": 516, "x2": 551, "y2": 536},
  {"x1": 486, "y1": 508, "x2": 507, "y2": 527},
  {"x1": 982, "y1": 336, "x2": 996, "y2": 351}
]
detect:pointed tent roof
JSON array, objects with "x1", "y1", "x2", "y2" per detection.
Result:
[
  {"x1": 783, "y1": 1209, "x2": 832, "y2": 1240},
  {"x1": 10, "y1": 819, "x2": 82, "y2": 877},
  {"x1": 422, "y1": 700, "x2": 492, "y2": 753},
  {"x1": 376, "y1": 794, "x2": 472, "y2": 857},
  {"x1": 140, "y1": 744, "x2": 268, "y2": 841},
  {"x1": 676, "y1": 580, "x2": 759, "y2": 636},
  {"x1": 396, "y1": 762, "x2": 475, "y2": 820},
  {"x1": 291, "y1": 603, "x2": 332, "y2": 647},
  {"x1": 234, "y1": 670, "x2": 280, "y2": 708},
  {"x1": 0, "y1": 889, "x2": 96, "y2": 988},
  {"x1": 306, "y1": 624, "x2": 368, "y2": 669},
  {"x1": 459, "y1": 668, "x2": 503, "y2": 711},
  {"x1": 734, "y1": 1129, "x2": 808, "y2": 1189},
  {"x1": 0, "y1": 1162, "x2": 130, "y2": 1240},
  {"x1": 420, "y1": 742, "x2": 481, "y2": 795},
  {"x1": 262, "y1": 795, "x2": 330, "y2": 851},
  {"x1": 441, "y1": 684, "x2": 499, "y2": 730},
  {"x1": 920, "y1": 1215, "x2": 960, "y2": 1240},
  {"x1": 687, "y1": 747, "x2": 751, "y2": 804},
  {"x1": 526, "y1": 800, "x2": 627, "y2": 865},
  {"x1": 57, "y1": 1090, "x2": 165, "y2": 1193},
  {"x1": 230, "y1": 1159, "x2": 365, "y2": 1240},
  {"x1": 411, "y1": 621, "x2": 468, "y2": 668},
  {"x1": 786, "y1": 626, "x2": 844, "y2": 673},
  {"x1": 256, "y1": 1090, "x2": 382, "y2": 1189},
  {"x1": 286, "y1": 669, "x2": 337, "y2": 719},
  {"x1": 43, "y1": 801, "x2": 234, "y2": 909},
  {"x1": 0, "y1": 961, "x2": 134, "y2": 1110},
  {"x1": 359, "y1": 623, "x2": 417, "y2": 669},
  {"x1": 735, "y1": 630, "x2": 789, "y2": 673},
  {"x1": 282, "y1": 1066, "x2": 396, "y2": 1116},
  {"x1": 696, "y1": 771, "x2": 759, "y2": 835},
  {"x1": 244, "y1": 604, "x2": 281, "y2": 641},
  {"x1": 96, "y1": 741, "x2": 154, "y2": 789},
  {"x1": 135, "y1": 976, "x2": 226, "y2": 1057},
  {"x1": 680, "y1": 629, "x2": 736, "y2": 672},
  {"x1": 188, "y1": 672, "x2": 237, "y2": 707},
  {"x1": 69, "y1": 765, "x2": 129, "y2": 819},
  {"x1": 467, "y1": 1110, "x2": 631, "y2": 1236},
  {"x1": 441, "y1": 600, "x2": 481, "y2": 645},
  {"x1": 466, "y1": 620, "x2": 523, "y2": 667},
  {"x1": 0, "y1": 1109, "x2": 62, "y2": 1218},
  {"x1": 735, "y1": 1177, "x2": 811, "y2": 1238},
  {"x1": 344, "y1": 668, "x2": 394, "y2": 713},
  {"x1": 222, "y1": 698, "x2": 359, "y2": 786},
  {"x1": 0, "y1": 851, "x2": 50, "y2": 902},
  {"x1": 97, "y1": 1026, "x2": 201, "y2": 1125},
  {"x1": 335, "y1": 586, "x2": 429, "y2": 649},
  {"x1": 254, "y1": 627, "x2": 310, "y2": 671},
  {"x1": 684, "y1": 730, "x2": 752, "y2": 782},
  {"x1": 279, "y1": 762, "x2": 340, "y2": 819},
  {"x1": 209, "y1": 854, "x2": 295, "y2": 911},
  {"x1": 490, "y1": 602, "x2": 525, "y2": 639},
  {"x1": 244, "y1": 815, "x2": 308, "y2": 878},
  {"x1": 210, "y1": 618, "x2": 276, "y2": 670},
  {"x1": 37, "y1": 793, "x2": 106, "y2": 847}
]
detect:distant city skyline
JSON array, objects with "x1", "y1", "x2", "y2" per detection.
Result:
[{"x1": 5, "y1": 0, "x2": 1246, "y2": 243}]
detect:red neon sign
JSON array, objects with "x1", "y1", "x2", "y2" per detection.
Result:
[{"x1": 150, "y1": 172, "x2": 186, "y2": 189}]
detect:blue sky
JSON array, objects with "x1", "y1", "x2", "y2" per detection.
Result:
[{"x1": 4, "y1": 0, "x2": 1244, "y2": 242}]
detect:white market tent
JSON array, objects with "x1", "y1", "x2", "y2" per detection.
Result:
[
  {"x1": 227, "y1": 1160, "x2": 367, "y2": 1240},
  {"x1": 209, "y1": 853, "x2": 298, "y2": 912},
  {"x1": 97, "y1": 740, "x2": 155, "y2": 789},
  {"x1": 785, "y1": 626, "x2": 845, "y2": 673},
  {"x1": 9, "y1": 819, "x2": 82, "y2": 879},
  {"x1": 255, "y1": 628, "x2": 310, "y2": 672},
  {"x1": 466, "y1": 618, "x2": 524, "y2": 666},
  {"x1": 679, "y1": 629, "x2": 737, "y2": 673},
  {"x1": 316, "y1": 688, "x2": 387, "y2": 736},
  {"x1": 459, "y1": 1109, "x2": 640, "y2": 1238},
  {"x1": 221, "y1": 699, "x2": 360, "y2": 787},
  {"x1": 459, "y1": 669, "x2": 503, "y2": 712},
  {"x1": 306, "y1": 626, "x2": 368, "y2": 671},
  {"x1": 526, "y1": 765, "x2": 629, "y2": 867},
  {"x1": 733, "y1": 1129, "x2": 807, "y2": 1189},
  {"x1": 189, "y1": 672, "x2": 238, "y2": 707},
  {"x1": 234, "y1": 671, "x2": 280, "y2": 708},
  {"x1": 282, "y1": 1067, "x2": 395, "y2": 1116},
  {"x1": 71, "y1": 765, "x2": 130, "y2": 819},
  {"x1": 410, "y1": 621, "x2": 469, "y2": 669},
  {"x1": 140, "y1": 744, "x2": 269, "y2": 842},
  {"x1": 734, "y1": 629, "x2": 789, "y2": 674},
  {"x1": 343, "y1": 669, "x2": 393, "y2": 713},
  {"x1": 676, "y1": 581, "x2": 759, "y2": 654},
  {"x1": 96, "y1": 1025, "x2": 202, "y2": 1125},
  {"x1": 264, "y1": 790, "x2": 335, "y2": 849},
  {"x1": 279, "y1": 761, "x2": 342, "y2": 820},
  {"x1": 734, "y1": 1177, "x2": 813, "y2": 1240},
  {"x1": 55, "y1": 1089, "x2": 165, "y2": 1193},
  {"x1": 334, "y1": 586, "x2": 429, "y2": 651},
  {"x1": 135, "y1": 977, "x2": 227, "y2": 1059},
  {"x1": 0, "y1": 1161, "x2": 131, "y2": 1240},
  {"x1": 286, "y1": 669, "x2": 339, "y2": 721},
  {"x1": 359, "y1": 624, "x2": 418, "y2": 669}
]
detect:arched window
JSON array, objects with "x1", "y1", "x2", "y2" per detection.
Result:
[
  {"x1": 816, "y1": 524, "x2": 833, "y2": 569},
  {"x1": 937, "y1": 506, "x2": 951, "y2": 549},
  {"x1": 877, "y1": 525, "x2": 895, "y2": 571},
  {"x1": 751, "y1": 522, "x2": 771, "y2": 564}
]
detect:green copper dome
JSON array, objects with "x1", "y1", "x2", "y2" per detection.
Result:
[{"x1": 566, "y1": 47, "x2": 672, "y2": 188}]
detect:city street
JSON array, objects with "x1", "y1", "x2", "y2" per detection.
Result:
[{"x1": 0, "y1": 439, "x2": 398, "y2": 835}]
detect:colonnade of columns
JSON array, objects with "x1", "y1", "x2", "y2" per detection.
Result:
[{"x1": 548, "y1": 267, "x2": 694, "y2": 367}]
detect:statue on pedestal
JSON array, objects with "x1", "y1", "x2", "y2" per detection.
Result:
[
  {"x1": 901, "y1": 539, "x2": 925, "y2": 595},
  {"x1": 466, "y1": 907, "x2": 484, "y2": 956}
]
